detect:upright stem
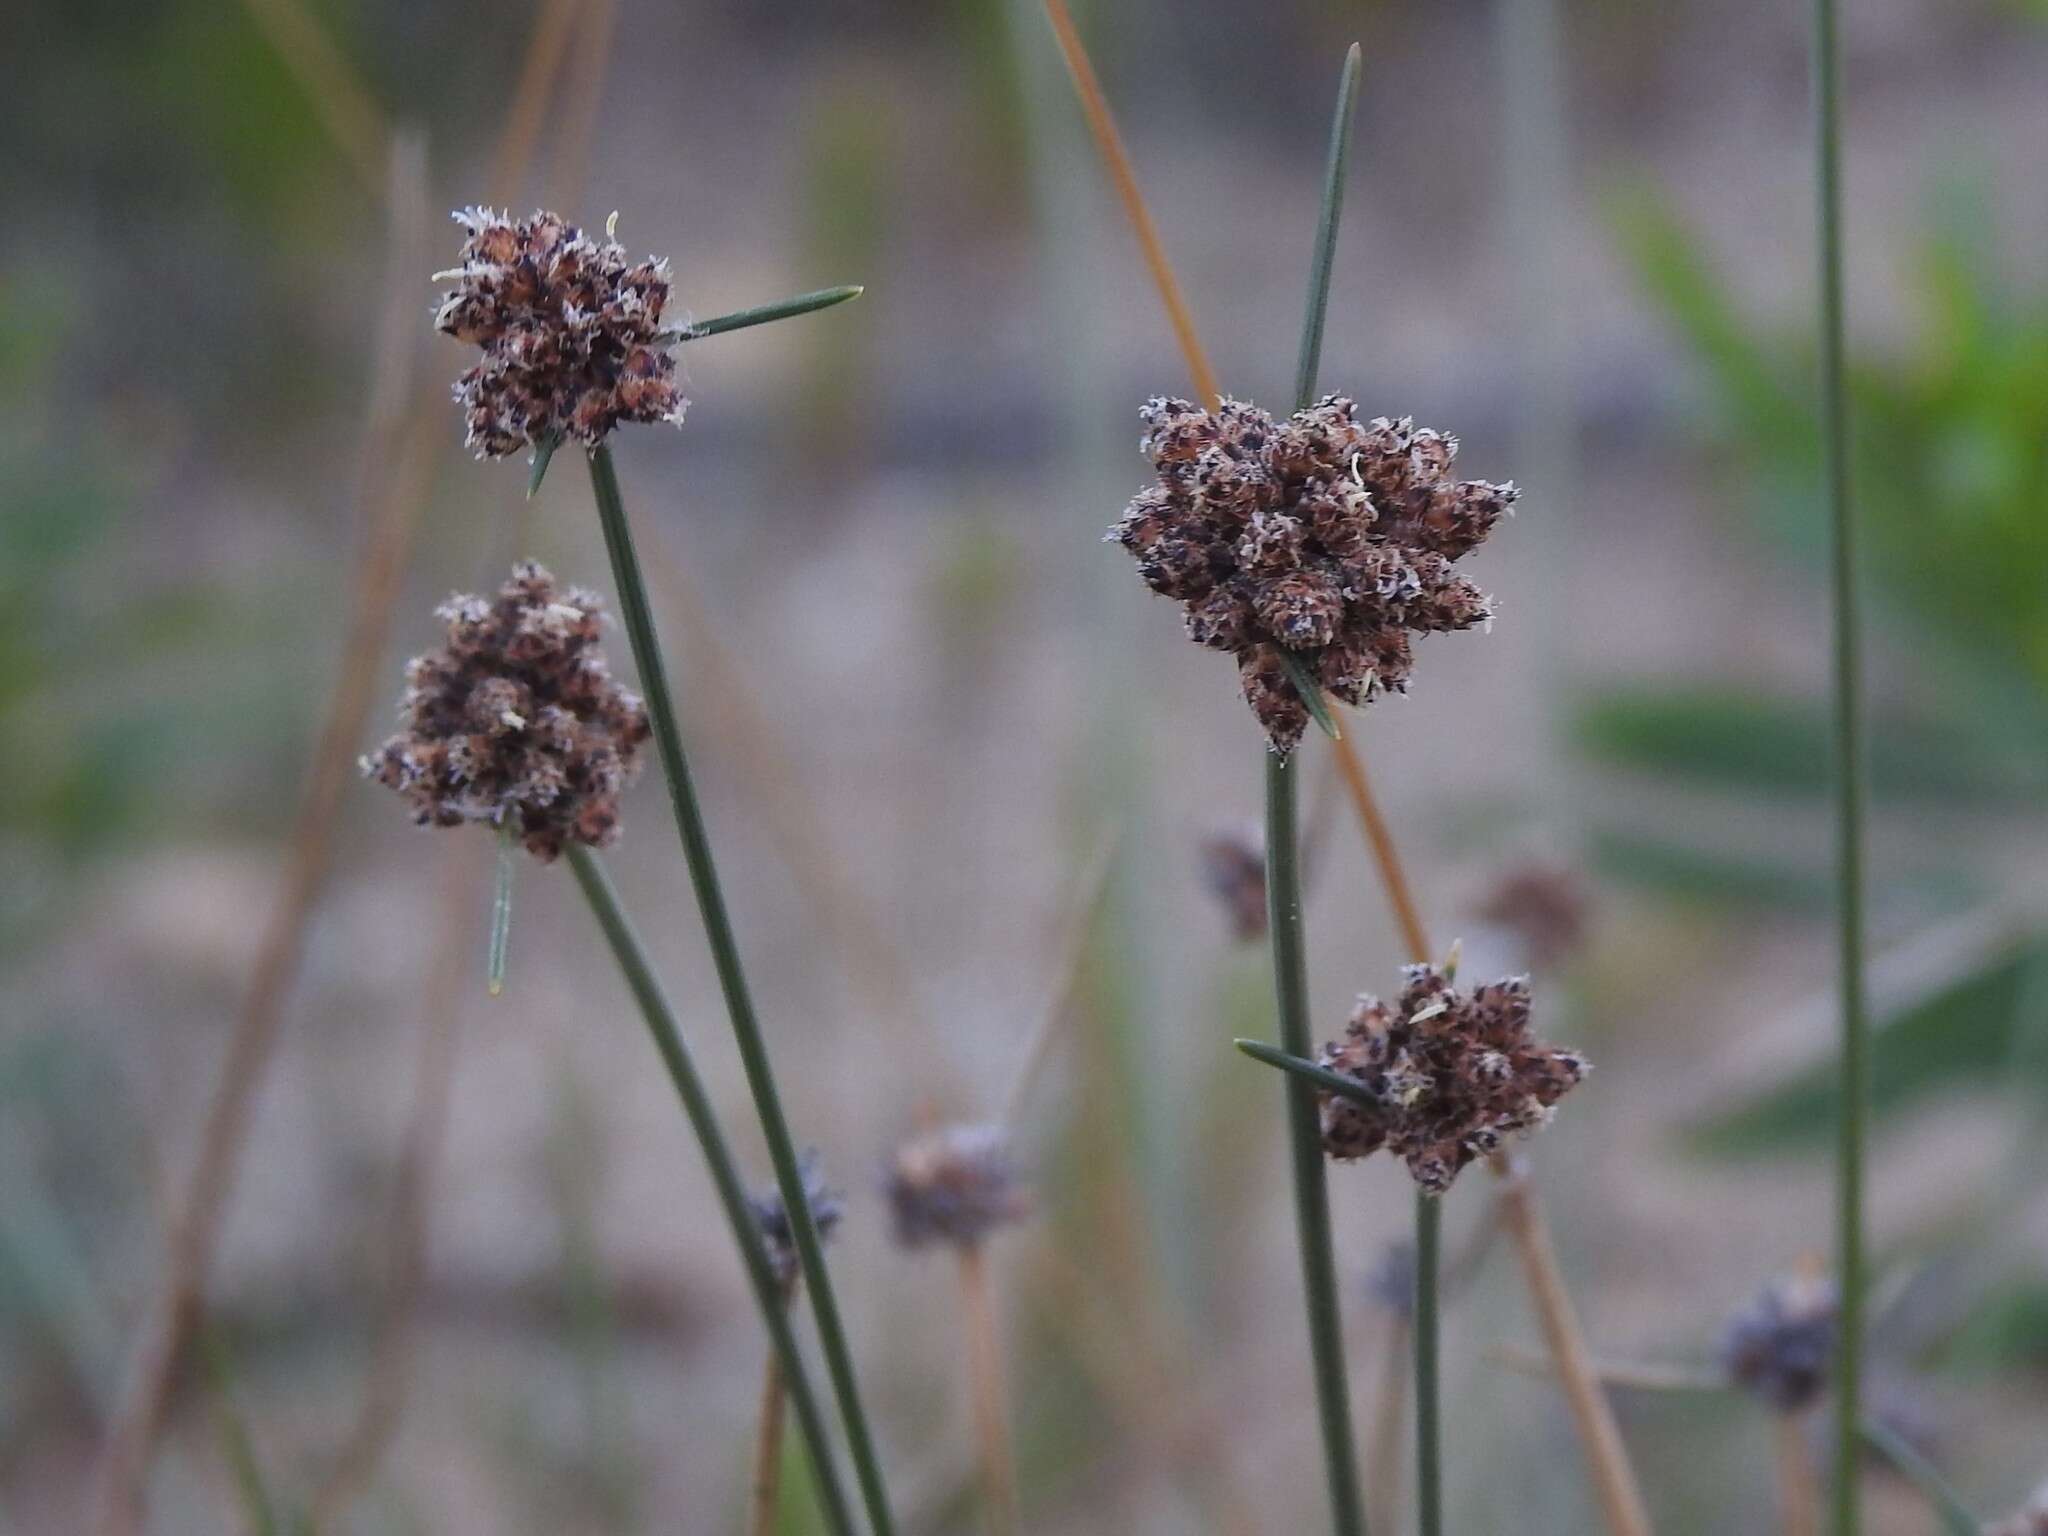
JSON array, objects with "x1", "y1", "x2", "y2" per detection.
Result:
[
  {"x1": 957, "y1": 1243, "x2": 1020, "y2": 1536},
  {"x1": 748, "y1": 1296, "x2": 792, "y2": 1536},
  {"x1": 585, "y1": 445, "x2": 896, "y2": 1536},
  {"x1": 1776, "y1": 1412, "x2": 1818, "y2": 1536},
  {"x1": 1809, "y1": 0, "x2": 1866, "y2": 1529},
  {"x1": 1413, "y1": 1195, "x2": 1443, "y2": 1536},
  {"x1": 565, "y1": 846, "x2": 857, "y2": 1536},
  {"x1": 1267, "y1": 751, "x2": 1368, "y2": 1536}
]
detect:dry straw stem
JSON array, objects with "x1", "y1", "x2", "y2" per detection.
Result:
[
  {"x1": 89, "y1": 136, "x2": 437, "y2": 1536},
  {"x1": 748, "y1": 1291, "x2": 795, "y2": 1536},
  {"x1": 309, "y1": 839, "x2": 478, "y2": 1527},
  {"x1": 93, "y1": 9, "x2": 602, "y2": 1522},
  {"x1": 1001, "y1": 839, "x2": 1119, "y2": 1131},
  {"x1": 1037, "y1": 9, "x2": 1652, "y2": 1532},
  {"x1": 958, "y1": 1243, "x2": 1021, "y2": 1536},
  {"x1": 1778, "y1": 1412, "x2": 1819, "y2": 1536}
]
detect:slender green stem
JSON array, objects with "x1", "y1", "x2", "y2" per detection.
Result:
[
  {"x1": 1258, "y1": 47, "x2": 1370, "y2": 1536},
  {"x1": 564, "y1": 846, "x2": 858, "y2": 1536},
  {"x1": 487, "y1": 818, "x2": 515, "y2": 997},
  {"x1": 674, "y1": 285, "x2": 864, "y2": 341},
  {"x1": 1267, "y1": 751, "x2": 1367, "y2": 1536},
  {"x1": 585, "y1": 445, "x2": 897, "y2": 1536},
  {"x1": 1857, "y1": 1417, "x2": 1975, "y2": 1536},
  {"x1": 1234, "y1": 1037, "x2": 1379, "y2": 1108},
  {"x1": 1810, "y1": 0, "x2": 1865, "y2": 1530},
  {"x1": 1413, "y1": 1194, "x2": 1443, "y2": 1536}
]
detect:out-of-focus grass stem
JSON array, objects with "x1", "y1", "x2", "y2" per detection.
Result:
[
  {"x1": 584, "y1": 445, "x2": 896, "y2": 1536},
  {"x1": 1412, "y1": 1195, "x2": 1442, "y2": 1536},
  {"x1": 1808, "y1": 0, "x2": 1867, "y2": 1529}
]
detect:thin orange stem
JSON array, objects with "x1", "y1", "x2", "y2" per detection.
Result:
[
  {"x1": 1038, "y1": 0, "x2": 1221, "y2": 414},
  {"x1": 958, "y1": 1244, "x2": 1019, "y2": 1536},
  {"x1": 1778, "y1": 1412, "x2": 1819, "y2": 1536},
  {"x1": 748, "y1": 1300, "x2": 794, "y2": 1536},
  {"x1": 1326, "y1": 733, "x2": 1431, "y2": 965}
]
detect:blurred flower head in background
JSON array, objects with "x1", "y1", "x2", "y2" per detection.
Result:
[
  {"x1": 1720, "y1": 1264, "x2": 1838, "y2": 1414},
  {"x1": 885, "y1": 1122, "x2": 1030, "y2": 1250}
]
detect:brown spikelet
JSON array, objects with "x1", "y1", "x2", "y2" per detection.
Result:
[
  {"x1": 884, "y1": 1123, "x2": 1030, "y2": 1250},
  {"x1": 1109, "y1": 395, "x2": 1516, "y2": 750}
]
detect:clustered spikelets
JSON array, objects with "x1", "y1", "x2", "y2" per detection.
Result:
[
  {"x1": 1315, "y1": 963, "x2": 1586, "y2": 1194},
  {"x1": 885, "y1": 1123, "x2": 1030, "y2": 1250},
  {"x1": 361, "y1": 562, "x2": 650, "y2": 860},
  {"x1": 435, "y1": 207, "x2": 687, "y2": 458},
  {"x1": 1109, "y1": 396, "x2": 1515, "y2": 751},
  {"x1": 1719, "y1": 1268, "x2": 1838, "y2": 1413},
  {"x1": 748, "y1": 1154, "x2": 845, "y2": 1290}
]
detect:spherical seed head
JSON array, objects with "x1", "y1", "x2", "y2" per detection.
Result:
[
  {"x1": 1109, "y1": 394, "x2": 1514, "y2": 751},
  {"x1": 885, "y1": 1122, "x2": 1030, "y2": 1250},
  {"x1": 747, "y1": 1153, "x2": 845, "y2": 1289},
  {"x1": 361, "y1": 562, "x2": 651, "y2": 859},
  {"x1": 435, "y1": 208, "x2": 688, "y2": 458},
  {"x1": 1720, "y1": 1267, "x2": 1838, "y2": 1413},
  {"x1": 1314, "y1": 963, "x2": 1586, "y2": 1193}
]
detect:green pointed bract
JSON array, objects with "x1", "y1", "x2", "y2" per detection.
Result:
[
  {"x1": 1278, "y1": 649, "x2": 1343, "y2": 742},
  {"x1": 668, "y1": 285, "x2": 864, "y2": 343}
]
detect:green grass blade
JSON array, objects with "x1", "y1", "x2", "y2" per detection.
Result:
[
  {"x1": 1857, "y1": 1418, "x2": 1976, "y2": 1536},
  {"x1": 678, "y1": 286, "x2": 864, "y2": 341},
  {"x1": 1809, "y1": 0, "x2": 1867, "y2": 1528},
  {"x1": 1278, "y1": 649, "x2": 1342, "y2": 741},
  {"x1": 1234, "y1": 1037, "x2": 1375, "y2": 1108}
]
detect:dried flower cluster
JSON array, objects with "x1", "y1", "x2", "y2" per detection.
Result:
[
  {"x1": 748, "y1": 1154, "x2": 845, "y2": 1290},
  {"x1": 435, "y1": 208, "x2": 687, "y2": 458},
  {"x1": 885, "y1": 1123, "x2": 1030, "y2": 1250},
  {"x1": 1720, "y1": 1268, "x2": 1838, "y2": 1413},
  {"x1": 1109, "y1": 396, "x2": 1515, "y2": 751},
  {"x1": 1316, "y1": 964, "x2": 1586, "y2": 1194},
  {"x1": 362, "y1": 562, "x2": 650, "y2": 860}
]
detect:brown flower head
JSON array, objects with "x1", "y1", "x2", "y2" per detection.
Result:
[
  {"x1": 434, "y1": 208, "x2": 687, "y2": 458},
  {"x1": 1471, "y1": 861, "x2": 1591, "y2": 972},
  {"x1": 1720, "y1": 1265, "x2": 1838, "y2": 1414},
  {"x1": 361, "y1": 562, "x2": 651, "y2": 860},
  {"x1": 885, "y1": 1122, "x2": 1030, "y2": 1250},
  {"x1": 1198, "y1": 825, "x2": 1268, "y2": 943},
  {"x1": 1315, "y1": 963, "x2": 1585, "y2": 1194},
  {"x1": 1110, "y1": 396, "x2": 1514, "y2": 752},
  {"x1": 747, "y1": 1153, "x2": 844, "y2": 1290}
]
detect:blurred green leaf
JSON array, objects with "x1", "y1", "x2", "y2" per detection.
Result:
[
  {"x1": 1614, "y1": 183, "x2": 2048, "y2": 733},
  {"x1": 1576, "y1": 686, "x2": 2045, "y2": 802},
  {"x1": 1938, "y1": 1275, "x2": 2048, "y2": 1375},
  {"x1": 1590, "y1": 829, "x2": 1832, "y2": 913},
  {"x1": 1686, "y1": 934, "x2": 2048, "y2": 1156}
]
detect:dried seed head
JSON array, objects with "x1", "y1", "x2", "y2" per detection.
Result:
[
  {"x1": 1720, "y1": 1265, "x2": 1838, "y2": 1413},
  {"x1": 1198, "y1": 825, "x2": 1268, "y2": 943},
  {"x1": 1111, "y1": 395, "x2": 1516, "y2": 751},
  {"x1": 361, "y1": 562, "x2": 650, "y2": 860},
  {"x1": 435, "y1": 207, "x2": 687, "y2": 457},
  {"x1": 1315, "y1": 964, "x2": 1586, "y2": 1194},
  {"x1": 747, "y1": 1153, "x2": 845, "y2": 1290},
  {"x1": 885, "y1": 1122, "x2": 1029, "y2": 1250},
  {"x1": 1471, "y1": 861, "x2": 1591, "y2": 972}
]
